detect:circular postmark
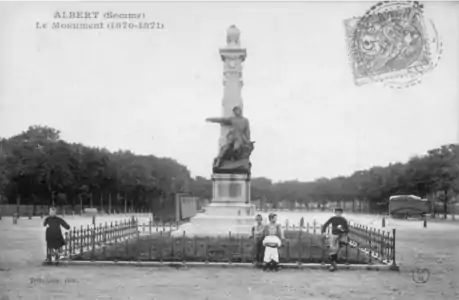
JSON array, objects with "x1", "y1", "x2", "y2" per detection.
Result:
[
  {"x1": 345, "y1": 1, "x2": 442, "y2": 88},
  {"x1": 412, "y1": 267, "x2": 430, "y2": 283}
]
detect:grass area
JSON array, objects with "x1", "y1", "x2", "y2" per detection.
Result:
[
  {"x1": 71, "y1": 231, "x2": 367, "y2": 264},
  {"x1": 0, "y1": 214, "x2": 458, "y2": 300}
]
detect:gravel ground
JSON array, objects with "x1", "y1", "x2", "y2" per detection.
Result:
[{"x1": 1, "y1": 213, "x2": 458, "y2": 300}]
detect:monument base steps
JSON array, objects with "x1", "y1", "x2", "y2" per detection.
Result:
[
  {"x1": 173, "y1": 173, "x2": 256, "y2": 237},
  {"x1": 204, "y1": 202, "x2": 256, "y2": 216}
]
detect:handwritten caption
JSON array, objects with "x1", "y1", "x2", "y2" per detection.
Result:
[
  {"x1": 36, "y1": 11, "x2": 164, "y2": 30},
  {"x1": 29, "y1": 277, "x2": 79, "y2": 285}
]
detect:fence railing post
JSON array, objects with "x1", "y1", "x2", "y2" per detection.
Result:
[
  {"x1": 298, "y1": 229, "x2": 303, "y2": 264},
  {"x1": 98, "y1": 223, "x2": 102, "y2": 245},
  {"x1": 109, "y1": 221, "x2": 113, "y2": 243},
  {"x1": 306, "y1": 222, "x2": 312, "y2": 261},
  {"x1": 204, "y1": 236, "x2": 209, "y2": 263},
  {"x1": 389, "y1": 230, "x2": 393, "y2": 262},
  {"x1": 125, "y1": 230, "x2": 129, "y2": 256},
  {"x1": 390, "y1": 228, "x2": 398, "y2": 271},
  {"x1": 114, "y1": 221, "x2": 118, "y2": 243},
  {"x1": 72, "y1": 227, "x2": 77, "y2": 256},
  {"x1": 368, "y1": 231, "x2": 372, "y2": 264},
  {"x1": 91, "y1": 225, "x2": 96, "y2": 260},
  {"x1": 242, "y1": 236, "x2": 248, "y2": 263},
  {"x1": 228, "y1": 233, "x2": 233, "y2": 263},
  {"x1": 79, "y1": 225, "x2": 84, "y2": 255},
  {"x1": 159, "y1": 231, "x2": 163, "y2": 263},
  {"x1": 285, "y1": 238, "x2": 290, "y2": 263},
  {"x1": 321, "y1": 226, "x2": 326, "y2": 265},
  {"x1": 182, "y1": 231, "x2": 186, "y2": 263},
  {"x1": 113, "y1": 222, "x2": 118, "y2": 260},
  {"x1": 148, "y1": 226, "x2": 153, "y2": 260},
  {"x1": 86, "y1": 225, "x2": 91, "y2": 252},
  {"x1": 64, "y1": 232, "x2": 69, "y2": 258},
  {"x1": 123, "y1": 220, "x2": 126, "y2": 240},
  {"x1": 135, "y1": 221, "x2": 140, "y2": 262},
  {"x1": 193, "y1": 235, "x2": 198, "y2": 261},
  {"x1": 103, "y1": 222, "x2": 107, "y2": 244},
  {"x1": 149, "y1": 218, "x2": 152, "y2": 235}
]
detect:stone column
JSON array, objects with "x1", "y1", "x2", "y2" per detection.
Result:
[{"x1": 218, "y1": 25, "x2": 247, "y2": 149}]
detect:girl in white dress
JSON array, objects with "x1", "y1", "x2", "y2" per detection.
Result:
[{"x1": 262, "y1": 213, "x2": 284, "y2": 271}]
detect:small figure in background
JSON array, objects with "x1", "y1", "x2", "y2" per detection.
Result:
[
  {"x1": 43, "y1": 207, "x2": 71, "y2": 264},
  {"x1": 321, "y1": 208, "x2": 349, "y2": 272},
  {"x1": 251, "y1": 214, "x2": 265, "y2": 266},
  {"x1": 300, "y1": 217, "x2": 305, "y2": 228},
  {"x1": 262, "y1": 213, "x2": 284, "y2": 271}
]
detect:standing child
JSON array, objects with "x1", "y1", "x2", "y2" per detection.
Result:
[
  {"x1": 44, "y1": 207, "x2": 71, "y2": 264},
  {"x1": 262, "y1": 213, "x2": 284, "y2": 271},
  {"x1": 321, "y1": 208, "x2": 349, "y2": 272},
  {"x1": 251, "y1": 214, "x2": 266, "y2": 266}
]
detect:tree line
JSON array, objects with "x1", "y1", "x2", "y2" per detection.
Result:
[
  {"x1": 0, "y1": 126, "x2": 193, "y2": 211},
  {"x1": 1, "y1": 126, "x2": 458, "y2": 214},
  {"x1": 248, "y1": 144, "x2": 459, "y2": 214}
]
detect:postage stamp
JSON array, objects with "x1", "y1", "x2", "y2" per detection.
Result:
[{"x1": 344, "y1": 1, "x2": 442, "y2": 88}]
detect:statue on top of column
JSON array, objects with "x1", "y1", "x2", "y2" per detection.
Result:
[
  {"x1": 226, "y1": 25, "x2": 241, "y2": 47},
  {"x1": 206, "y1": 106, "x2": 254, "y2": 174}
]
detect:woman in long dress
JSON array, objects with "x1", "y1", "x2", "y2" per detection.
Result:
[{"x1": 43, "y1": 207, "x2": 70, "y2": 263}]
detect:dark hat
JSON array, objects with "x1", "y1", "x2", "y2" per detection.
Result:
[{"x1": 334, "y1": 207, "x2": 343, "y2": 212}]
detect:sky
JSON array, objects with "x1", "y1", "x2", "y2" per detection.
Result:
[{"x1": 0, "y1": 1, "x2": 458, "y2": 182}]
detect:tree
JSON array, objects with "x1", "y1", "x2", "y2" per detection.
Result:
[
  {"x1": 426, "y1": 145, "x2": 459, "y2": 218},
  {"x1": 0, "y1": 126, "x2": 194, "y2": 213}
]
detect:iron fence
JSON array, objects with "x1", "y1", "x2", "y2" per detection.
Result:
[{"x1": 62, "y1": 218, "x2": 397, "y2": 268}]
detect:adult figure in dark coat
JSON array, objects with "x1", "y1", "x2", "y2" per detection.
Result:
[{"x1": 43, "y1": 207, "x2": 70, "y2": 262}]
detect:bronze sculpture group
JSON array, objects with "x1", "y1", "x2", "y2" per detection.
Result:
[{"x1": 206, "y1": 106, "x2": 254, "y2": 174}]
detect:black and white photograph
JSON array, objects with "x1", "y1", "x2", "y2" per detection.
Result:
[{"x1": 0, "y1": 0, "x2": 458, "y2": 299}]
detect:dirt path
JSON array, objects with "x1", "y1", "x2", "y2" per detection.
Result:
[{"x1": 1, "y1": 214, "x2": 458, "y2": 300}]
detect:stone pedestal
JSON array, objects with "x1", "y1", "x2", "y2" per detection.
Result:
[
  {"x1": 211, "y1": 173, "x2": 251, "y2": 204},
  {"x1": 172, "y1": 174, "x2": 255, "y2": 237}
]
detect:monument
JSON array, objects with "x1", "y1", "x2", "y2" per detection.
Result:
[{"x1": 172, "y1": 25, "x2": 256, "y2": 237}]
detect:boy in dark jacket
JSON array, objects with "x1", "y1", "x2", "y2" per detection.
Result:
[{"x1": 321, "y1": 208, "x2": 349, "y2": 271}]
